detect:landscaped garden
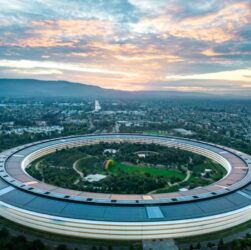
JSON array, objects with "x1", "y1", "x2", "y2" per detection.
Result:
[{"x1": 27, "y1": 142, "x2": 226, "y2": 194}]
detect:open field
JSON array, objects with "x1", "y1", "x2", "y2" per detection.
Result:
[
  {"x1": 27, "y1": 142, "x2": 226, "y2": 194},
  {"x1": 108, "y1": 161, "x2": 185, "y2": 179},
  {"x1": 76, "y1": 157, "x2": 185, "y2": 179}
]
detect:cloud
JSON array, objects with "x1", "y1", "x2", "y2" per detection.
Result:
[
  {"x1": 11, "y1": 68, "x2": 63, "y2": 75},
  {"x1": 114, "y1": 54, "x2": 182, "y2": 62},
  {"x1": 0, "y1": 0, "x2": 251, "y2": 95},
  {"x1": 0, "y1": 59, "x2": 137, "y2": 77},
  {"x1": 0, "y1": 19, "x2": 114, "y2": 48},
  {"x1": 0, "y1": 0, "x2": 138, "y2": 23},
  {"x1": 201, "y1": 48, "x2": 221, "y2": 56},
  {"x1": 140, "y1": 79, "x2": 251, "y2": 96},
  {"x1": 32, "y1": 19, "x2": 114, "y2": 38},
  {"x1": 131, "y1": 1, "x2": 251, "y2": 43},
  {"x1": 166, "y1": 68, "x2": 251, "y2": 82}
]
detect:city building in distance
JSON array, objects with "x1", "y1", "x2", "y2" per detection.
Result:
[{"x1": 94, "y1": 100, "x2": 101, "y2": 112}]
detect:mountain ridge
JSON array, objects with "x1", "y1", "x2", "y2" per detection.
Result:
[{"x1": 0, "y1": 78, "x2": 221, "y2": 99}]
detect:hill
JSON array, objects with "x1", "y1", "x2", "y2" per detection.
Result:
[{"x1": 0, "y1": 78, "x2": 213, "y2": 99}]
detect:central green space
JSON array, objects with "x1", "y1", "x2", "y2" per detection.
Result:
[
  {"x1": 27, "y1": 142, "x2": 226, "y2": 194},
  {"x1": 110, "y1": 161, "x2": 185, "y2": 178},
  {"x1": 77, "y1": 157, "x2": 185, "y2": 179}
]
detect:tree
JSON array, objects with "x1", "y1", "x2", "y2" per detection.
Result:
[
  {"x1": 0, "y1": 227, "x2": 10, "y2": 239},
  {"x1": 56, "y1": 244, "x2": 68, "y2": 250},
  {"x1": 207, "y1": 242, "x2": 214, "y2": 249},
  {"x1": 218, "y1": 238, "x2": 225, "y2": 250},
  {"x1": 196, "y1": 242, "x2": 201, "y2": 249},
  {"x1": 29, "y1": 239, "x2": 45, "y2": 250}
]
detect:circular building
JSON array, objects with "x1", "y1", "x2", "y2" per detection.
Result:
[{"x1": 0, "y1": 134, "x2": 251, "y2": 240}]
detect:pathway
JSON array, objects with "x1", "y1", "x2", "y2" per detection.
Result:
[
  {"x1": 34, "y1": 160, "x2": 45, "y2": 182},
  {"x1": 72, "y1": 158, "x2": 84, "y2": 184},
  {"x1": 168, "y1": 169, "x2": 191, "y2": 187},
  {"x1": 148, "y1": 169, "x2": 191, "y2": 194}
]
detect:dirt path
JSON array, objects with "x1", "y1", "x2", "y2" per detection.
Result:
[
  {"x1": 169, "y1": 169, "x2": 191, "y2": 186},
  {"x1": 34, "y1": 160, "x2": 45, "y2": 182},
  {"x1": 35, "y1": 160, "x2": 41, "y2": 171},
  {"x1": 183, "y1": 170, "x2": 191, "y2": 182},
  {"x1": 72, "y1": 158, "x2": 85, "y2": 184}
]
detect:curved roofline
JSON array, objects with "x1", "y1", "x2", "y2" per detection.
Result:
[{"x1": 1, "y1": 133, "x2": 250, "y2": 205}]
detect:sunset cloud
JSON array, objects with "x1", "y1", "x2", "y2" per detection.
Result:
[
  {"x1": 0, "y1": 59, "x2": 137, "y2": 77},
  {"x1": 166, "y1": 68, "x2": 251, "y2": 82},
  {"x1": 0, "y1": 0, "x2": 251, "y2": 95},
  {"x1": 132, "y1": 2, "x2": 251, "y2": 43},
  {"x1": 32, "y1": 19, "x2": 114, "y2": 38}
]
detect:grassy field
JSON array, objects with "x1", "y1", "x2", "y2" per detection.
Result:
[
  {"x1": 109, "y1": 162, "x2": 185, "y2": 179},
  {"x1": 77, "y1": 156, "x2": 101, "y2": 169},
  {"x1": 26, "y1": 143, "x2": 225, "y2": 194},
  {"x1": 77, "y1": 157, "x2": 185, "y2": 180},
  {"x1": 76, "y1": 156, "x2": 103, "y2": 175}
]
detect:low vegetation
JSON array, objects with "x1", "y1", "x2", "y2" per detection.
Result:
[{"x1": 26, "y1": 142, "x2": 226, "y2": 194}]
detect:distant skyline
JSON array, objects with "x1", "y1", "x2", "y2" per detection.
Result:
[{"x1": 0, "y1": 0, "x2": 251, "y2": 95}]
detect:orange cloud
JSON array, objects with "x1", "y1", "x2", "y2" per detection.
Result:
[
  {"x1": 133, "y1": 16, "x2": 234, "y2": 43},
  {"x1": 2, "y1": 19, "x2": 114, "y2": 48},
  {"x1": 32, "y1": 19, "x2": 113, "y2": 37},
  {"x1": 84, "y1": 41, "x2": 183, "y2": 63},
  {"x1": 51, "y1": 39, "x2": 180, "y2": 89},
  {"x1": 133, "y1": 2, "x2": 251, "y2": 43},
  {"x1": 114, "y1": 54, "x2": 182, "y2": 62},
  {"x1": 201, "y1": 48, "x2": 251, "y2": 58},
  {"x1": 19, "y1": 36, "x2": 76, "y2": 48},
  {"x1": 174, "y1": 27, "x2": 233, "y2": 43},
  {"x1": 201, "y1": 48, "x2": 221, "y2": 56},
  {"x1": 183, "y1": 2, "x2": 250, "y2": 26}
]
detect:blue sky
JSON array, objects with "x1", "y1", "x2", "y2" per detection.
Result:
[{"x1": 0, "y1": 0, "x2": 251, "y2": 95}]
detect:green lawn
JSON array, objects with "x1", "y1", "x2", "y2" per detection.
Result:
[
  {"x1": 76, "y1": 156, "x2": 103, "y2": 175},
  {"x1": 26, "y1": 143, "x2": 225, "y2": 194},
  {"x1": 109, "y1": 162, "x2": 185, "y2": 179},
  {"x1": 77, "y1": 157, "x2": 185, "y2": 180},
  {"x1": 77, "y1": 156, "x2": 100, "y2": 168}
]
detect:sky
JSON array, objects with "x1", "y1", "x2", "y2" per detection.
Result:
[{"x1": 0, "y1": 0, "x2": 251, "y2": 95}]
